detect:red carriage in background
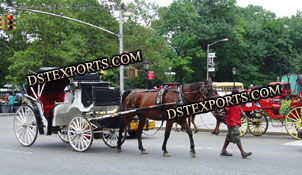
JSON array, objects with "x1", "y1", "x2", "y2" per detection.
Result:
[{"x1": 242, "y1": 81, "x2": 302, "y2": 139}]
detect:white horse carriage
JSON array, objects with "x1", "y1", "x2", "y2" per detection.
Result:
[{"x1": 14, "y1": 67, "x2": 126, "y2": 152}]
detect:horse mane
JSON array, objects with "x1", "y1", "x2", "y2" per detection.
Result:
[
  {"x1": 118, "y1": 90, "x2": 132, "y2": 112},
  {"x1": 182, "y1": 82, "x2": 204, "y2": 91}
]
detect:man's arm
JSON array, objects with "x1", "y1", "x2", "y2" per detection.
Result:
[{"x1": 240, "y1": 110, "x2": 250, "y2": 121}]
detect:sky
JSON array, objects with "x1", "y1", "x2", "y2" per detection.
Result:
[{"x1": 141, "y1": 0, "x2": 302, "y2": 18}]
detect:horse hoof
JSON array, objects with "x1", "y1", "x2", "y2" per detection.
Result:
[
  {"x1": 141, "y1": 150, "x2": 149, "y2": 154},
  {"x1": 215, "y1": 131, "x2": 220, "y2": 135},
  {"x1": 163, "y1": 152, "x2": 171, "y2": 157},
  {"x1": 190, "y1": 151, "x2": 196, "y2": 158},
  {"x1": 116, "y1": 148, "x2": 121, "y2": 153}
]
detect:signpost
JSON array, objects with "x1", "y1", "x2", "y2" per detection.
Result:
[
  {"x1": 147, "y1": 71, "x2": 154, "y2": 80},
  {"x1": 208, "y1": 52, "x2": 215, "y2": 72}
]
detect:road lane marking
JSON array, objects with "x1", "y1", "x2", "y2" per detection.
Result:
[
  {"x1": 0, "y1": 138, "x2": 9, "y2": 142},
  {"x1": 281, "y1": 140, "x2": 302, "y2": 146},
  {"x1": 0, "y1": 149, "x2": 33, "y2": 155}
]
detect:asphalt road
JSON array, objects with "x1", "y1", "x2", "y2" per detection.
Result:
[{"x1": 0, "y1": 116, "x2": 301, "y2": 175}]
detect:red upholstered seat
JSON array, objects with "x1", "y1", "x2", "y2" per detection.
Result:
[
  {"x1": 38, "y1": 92, "x2": 65, "y2": 118},
  {"x1": 272, "y1": 104, "x2": 281, "y2": 115}
]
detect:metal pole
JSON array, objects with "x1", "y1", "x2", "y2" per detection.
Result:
[
  {"x1": 119, "y1": 6, "x2": 124, "y2": 94},
  {"x1": 207, "y1": 44, "x2": 209, "y2": 80},
  {"x1": 233, "y1": 75, "x2": 235, "y2": 89},
  {"x1": 11, "y1": 7, "x2": 118, "y2": 36},
  {"x1": 145, "y1": 70, "x2": 148, "y2": 89},
  {"x1": 206, "y1": 38, "x2": 228, "y2": 80}
]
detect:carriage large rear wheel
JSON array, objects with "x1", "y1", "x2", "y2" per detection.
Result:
[
  {"x1": 14, "y1": 105, "x2": 38, "y2": 147},
  {"x1": 248, "y1": 111, "x2": 268, "y2": 136},
  {"x1": 239, "y1": 116, "x2": 248, "y2": 137},
  {"x1": 67, "y1": 116, "x2": 93, "y2": 152},
  {"x1": 102, "y1": 128, "x2": 126, "y2": 148},
  {"x1": 285, "y1": 106, "x2": 302, "y2": 140}
]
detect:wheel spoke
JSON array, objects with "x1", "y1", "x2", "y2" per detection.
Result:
[
  {"x1": 27, "y1": 128, "x2": 34, "y2": 141},
  {"x1": 16, "y1": 115, "x2": 25, "y2": 124},
  {"x1": 80, "y1": 137, "x2": 84, "y2": 150},
  {"x1": 70, "y1": 125, "x2": 77, "y2": 132},
  {"x1": 290, "y1": 111, "x2": 300, "y2": 120},
  {"x1": 82, "y1": 137, "x2": 88, "y2": 148}
]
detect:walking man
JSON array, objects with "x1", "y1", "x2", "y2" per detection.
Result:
[{"x1": 220, "y1": 89, "x2": 252, "y2": 158}]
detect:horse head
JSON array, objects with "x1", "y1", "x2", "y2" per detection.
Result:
[{"x1": 203, "y1": 77, "x2": 219, "y2": 100}]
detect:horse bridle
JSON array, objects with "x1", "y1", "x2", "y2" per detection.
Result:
[{"x1": 178, "y1": 83, "x2": 213, "y2": 104}]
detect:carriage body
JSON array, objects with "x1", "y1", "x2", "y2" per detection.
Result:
[{"x1": 14, "y1": 67, "x2": 126, "y2": 151}]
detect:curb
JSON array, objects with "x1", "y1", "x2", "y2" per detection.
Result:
[
  {"x1": 0, "y1": 113, "x2": 15, "y2": 116},
  {"x1": 154, "y1": 127, "x2": 290, "y2": 136}
]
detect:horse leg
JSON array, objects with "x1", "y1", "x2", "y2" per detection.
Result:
[
  {"x1": 117, "y1": 114, "x2": 134, "y2": 152},
  {"x1": 162, "y1": 121, "x2": 173, "y2": 157},
  {"x1": 212, "y1": 117, "x2": 221, "y2": 135},
  {"x1": 137, "y1": 114, "x2": 148, "y2": 154},
  {"x1": 192, "y1": 115, "x2": 198, "y2": 133},
  {"x1": 188, "y1": 115, "x2": 192, "y2": 128},
  {"x1": 179, "y1": 120, "x2": 196, "y2": 158}
]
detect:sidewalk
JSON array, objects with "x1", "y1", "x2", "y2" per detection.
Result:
[{"x1": 155, "y1": 112, "x2": 289, "y2": 136}]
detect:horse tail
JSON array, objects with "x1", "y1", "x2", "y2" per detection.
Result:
[{"x1": 118, "y1": 89, "x2": 132, "y2": 112}]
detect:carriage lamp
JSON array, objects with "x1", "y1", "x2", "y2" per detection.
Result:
[
  {"x1": 143, "y1": 60, "x2": 150, "y2": 71},
  {"x1": 287, "y1": 73, "x2": 291, "y2": 83},
  {"x1": 232, "y1": 67, "x2": 236, "y2": 89},
  {"x1": 232, "y1": 67, "x2": 236, "y2": 76}
]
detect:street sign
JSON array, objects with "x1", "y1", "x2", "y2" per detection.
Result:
[
  {"x1": 147, "y1": 71, "x2": 154, "y2": 80},
  {"x1": 208, "y1": 67, "x2": 215, "y2": 72},
  {"x1": 208, "y1": 57, "x2": 215, "y2": 72},
  {"x1": 208, "y1": 53, "x2": 216, "y2": 57}
]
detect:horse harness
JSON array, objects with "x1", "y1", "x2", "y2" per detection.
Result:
[{"x1": 125, "y1": 83, "x2": 209, "y2": 121}]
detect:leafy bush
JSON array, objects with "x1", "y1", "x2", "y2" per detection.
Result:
[{"x1": 279, "y1": 99, "x2": 291, "y2": 115}]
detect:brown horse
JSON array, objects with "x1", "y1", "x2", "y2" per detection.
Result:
[{"x1": 116, "y1": 79, "x2": 217, "y2": 157}]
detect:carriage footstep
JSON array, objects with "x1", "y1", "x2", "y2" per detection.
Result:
[
  {"x1": 163, "y1": 152, "x2": 171, "y2": 157},
  {"x1": 141, "y1": 150, "x2": 149, "y2": 154}
]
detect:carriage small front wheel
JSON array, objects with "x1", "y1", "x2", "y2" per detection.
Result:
[
  {"x1": 102, "y1": 128, "x2": 126, "y2": 148},
  {"x1": 14, "y1": 105, "x2": 38, "y2": 147},
  {"x1": 67, "y1": 116, "x2": 93, "y2": 152}
]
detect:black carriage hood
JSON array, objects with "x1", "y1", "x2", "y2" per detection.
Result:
[{"x1": 25, "y1": 67, "x2": 70, "y2": 93}]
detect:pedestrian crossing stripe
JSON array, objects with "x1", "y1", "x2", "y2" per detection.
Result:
[{"x1": 282, "y1": 140, "x2": 302, "y2": 146}]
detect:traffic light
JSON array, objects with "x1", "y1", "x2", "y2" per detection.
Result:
[
  {"x1": 0, "y1": 14, "x2": 16, "y2": 31},
  {"x1": 128, "y1": 68, "x2": 137, "y2": 78},
  {"x1": 7, "y1": 15, "x2": 16, "y2": 31}
]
